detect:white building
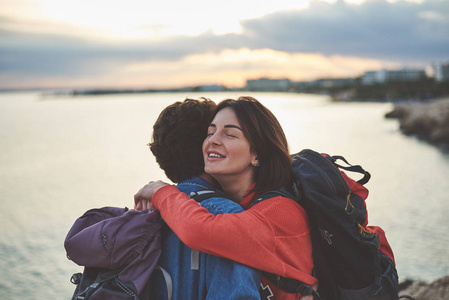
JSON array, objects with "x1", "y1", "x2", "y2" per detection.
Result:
[
  {"x1": 432, "y1": 62, "x2": 449, "y2": 82},
  {"x1": 246, "y1": 78, "x2": 291, "y2": 91},
  {"x1": 196, "y1": 85, "x2": 225, "y2": 92},
  {"x1": 362, "y1": 70, "x2": 388, "y2": 85},
  {"x1": 362, "y1": 68, "x2": 426, "y2": 85}
]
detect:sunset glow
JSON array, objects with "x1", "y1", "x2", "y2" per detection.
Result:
[{"x1": 0, "y1": 0, "x2": 446, "y2": 90}]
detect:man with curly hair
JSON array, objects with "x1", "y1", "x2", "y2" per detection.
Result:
[{"x1": 146, "y1": 98, "x2": 260, "y2": 299}]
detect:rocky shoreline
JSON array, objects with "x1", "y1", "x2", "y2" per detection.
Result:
[
  {"x1": 386, "y1": 98, "x2": 449, "y2": 299},
  {"x1": 385, "y1": 98, "x2": 449, "y2": 151},
  {"x1": 399, "y1": 276, "x2": 449, "y2": 300}
]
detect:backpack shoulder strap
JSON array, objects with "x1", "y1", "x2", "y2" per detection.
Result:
[
  {"x1": 154, "y1": 266, "x2": 173, "y2": 300},
  {"x1": 189, "y1": 189, "x2": 227, "y2": 202},
  {"x1": 251, "y1": 187, "x2": 298, "y2": 207},
  {"x1": 250, "y1": 188, "x2": 322, "y2": 299},
  {"x1": 191, "y1": 187, "x2": 298, "y2": 206},
  {"x1": 263, "y1": 273, "x2": 321, "y2": 300}
]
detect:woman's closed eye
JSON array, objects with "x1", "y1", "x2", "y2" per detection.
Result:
[{"x1": 224, "y1": 128, "x2": 242, "y2": 138}]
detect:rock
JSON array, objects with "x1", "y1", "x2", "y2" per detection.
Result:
[
  {"x1": 399, "y1": 276, "x2": 449, "y2": 300},
  {"x1": 385, "y1": 98, "x2": 449, "y2": 149}
]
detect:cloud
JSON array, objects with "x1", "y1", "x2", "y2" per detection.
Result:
[
  {"x1": 0, "y1": 0, "x2": 448, "y2": 89},
  {"x1": 239, "y1": 0, "x2": 449, "y2": 62}
]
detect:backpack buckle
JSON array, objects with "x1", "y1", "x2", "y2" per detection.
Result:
[
  {"x1": 189, "y1": 189, "x2": 225, "y2": 202},
  {"x1": 70, "y1": 273, "x2": 82, "y2": 285},
  {"x1": 295, "y1": 283, "x2": 314, "y2": 296}
]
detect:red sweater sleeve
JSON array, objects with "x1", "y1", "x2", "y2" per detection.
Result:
[{"x1": 152, "y1": 185, "x2": 317, "y2": 286}]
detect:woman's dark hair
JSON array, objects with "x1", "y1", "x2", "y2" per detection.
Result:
[
  {"x1": 213, "y1": 96, "x2": 293, "y2": 196},
  {"x1": 149, "y1": 98, "x2": 216, "y2": 183}
]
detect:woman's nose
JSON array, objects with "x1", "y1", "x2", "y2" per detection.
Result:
[{"x1": 207, "y1": 132, "x2": 221, "y2": 145}]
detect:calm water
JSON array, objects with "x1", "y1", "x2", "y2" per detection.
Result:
[{"x1": 1, "y1": 91, "x2": 448, "y2": 299}]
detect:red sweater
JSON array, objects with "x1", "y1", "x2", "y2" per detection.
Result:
[{"x1": 152, "y1": 185, "x2": 317, "y2": 299}]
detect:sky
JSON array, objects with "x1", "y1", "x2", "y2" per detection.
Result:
[{"x1": 0, "y1": 0, "x2": 448, "y2": 90}]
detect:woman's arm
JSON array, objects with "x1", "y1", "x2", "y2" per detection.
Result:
[
  {"x1": 149, "y1": 184, "x2": 316, "y2": 286},
  {"x1": 134, "y1": 181, "x2": 317, "y2": 299}
]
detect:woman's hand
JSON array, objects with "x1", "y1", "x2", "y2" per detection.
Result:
[{"x1": 134, "y1": 180, "x2": 170, "y2": 210}]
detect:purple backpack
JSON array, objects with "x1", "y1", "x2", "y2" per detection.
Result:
[{"x1": 65, "y1": 207, "x2": 169, "y2": 300}]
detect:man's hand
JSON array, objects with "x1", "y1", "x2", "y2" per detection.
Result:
[{"x1": 134, "y1": 180, "x2": 170, "y2": 210}]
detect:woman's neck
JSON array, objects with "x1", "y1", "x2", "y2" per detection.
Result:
[
  {"x1": 198, "y1": 173, "x2": 221, "y2": 189},
  {"x1": 214, "y1": 175, "x2": 254, "y2": 203}
]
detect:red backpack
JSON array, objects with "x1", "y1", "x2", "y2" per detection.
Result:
[{"x1": 251, "y1": 149, "x2": 414, "y2": 300}]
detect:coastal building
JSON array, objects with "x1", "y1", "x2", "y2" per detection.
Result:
[
  {"x1": 292, "y1": 78, "x2": 356, "y2": 93},
  {"x1": 195, "y1": 84, "x2": 226, "y2": 92},
  {"x1": 246, "y1": 78, "x2": 291, "y2": 92},
  {"x1": 293, "y1": 80, "x2": 318, "y2": 90},
  {"x1": 432, "y1": 62, "x2": 449, "y2": 82},
  {"x1": 362, "y1": 68, "x2": 426, "y2": 85},
  {"x1": 312, "y1": 78, "x2": 356, "y2": 88}
]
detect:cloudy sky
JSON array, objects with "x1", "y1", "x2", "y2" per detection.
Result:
[{"x1": 1, "y1": 0, "x2": 448, "y2": 90}]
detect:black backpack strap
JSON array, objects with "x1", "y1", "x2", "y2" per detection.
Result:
[
  {"x1": 253, "y1": 189, "x2": 321, "y2": 299},
  {"x1": 263, "y1": 272, "x2": 321, "y2": 299},
  {"x1": 72, "y1": 269, "x2": 120, "y2": 300},
  {"x1": 329, "y1": 155, "x2": 371, "y2": 185},
  {"x1": 192, "y1": 187, "x2": 297, "y2": 206},
  {"x1": 251, "y1": 187, "x2": 297, "y2": 207}
]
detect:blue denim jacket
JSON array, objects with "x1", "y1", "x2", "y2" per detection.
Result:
[{"x1": 151, "y1": 176, "x2": 261, "y2": 300}]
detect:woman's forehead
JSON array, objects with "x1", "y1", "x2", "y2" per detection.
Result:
[{"x1": 212, "y1": 107, "x2": 239, "y2": 125}]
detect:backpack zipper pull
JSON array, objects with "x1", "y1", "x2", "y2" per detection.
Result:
[{"x1": 344, "y1": 192, "x2": 355, "y2": 215}]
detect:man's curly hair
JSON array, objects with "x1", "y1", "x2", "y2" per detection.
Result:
[{"x1": 149, "y1": 98, "x2": 216, "y2": 183}]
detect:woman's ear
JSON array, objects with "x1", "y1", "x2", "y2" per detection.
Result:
[{"x1": 251, "y1": 158, "x2": 260, "y2": 167}]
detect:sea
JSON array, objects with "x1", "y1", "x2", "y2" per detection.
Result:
[{"x1": 0, "y1": 91, "x2": 448, "y2": 299}]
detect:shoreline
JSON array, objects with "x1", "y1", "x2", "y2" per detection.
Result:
[
  {"x1": 385, "y1": 98, "x2": 449, "y2": 152},
  {"x1": 398, "y1": 275, "x2": 449, "y2": 300}
]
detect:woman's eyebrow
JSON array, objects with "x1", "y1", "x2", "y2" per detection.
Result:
[
  {"x1": 208, "y1": 124, "x2": 242, "y2": 131},
  {"x1": 224, "y1": 124, "x2": 243, "y2": 131}
]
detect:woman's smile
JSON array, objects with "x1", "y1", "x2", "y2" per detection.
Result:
[{"x1": 206, "y1": 150, "x2": 226, "y2": 160}]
